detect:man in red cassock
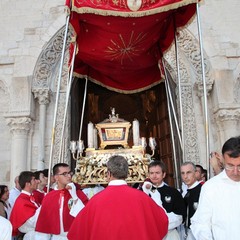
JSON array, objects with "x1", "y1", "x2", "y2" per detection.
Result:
[
  {"x1": 32, "y1": 170, "x2": 48, "y2": 205},
  {"x1": 35, "y1": 163, "x2": 88, "y2": 239},
  {"x1": 68, "y1": 155, "x2": 168, "y2": 240},
  {"x1": 10, "y1": 171, "x2": 40, "y2": 239}
]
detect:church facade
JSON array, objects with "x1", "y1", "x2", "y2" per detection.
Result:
[{"x1": 0, "y1": 0, "x2": 239, "y2": 187}]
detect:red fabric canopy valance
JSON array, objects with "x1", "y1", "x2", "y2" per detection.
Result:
[{"x1": 67, "y1": 0, "x2": 199, "y2": 93}]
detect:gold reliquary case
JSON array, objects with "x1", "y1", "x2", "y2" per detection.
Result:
[{"x1": 96, "y1": 108, "x2": 131, "y2": 149}]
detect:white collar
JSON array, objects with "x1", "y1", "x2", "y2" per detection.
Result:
[
  {"x1": 21, "y1": 190, "x2": 31, "y2": 196},
  {"x1": 220, "y1": 170, "x2": 240, "y2": 184},
  {"x1": 36, "y1": 189, "x2": 44, "y2": 193},
  {"x1": 188, "y1": 181, "x2": 200, "y2": 190},
  {"x1": 108, "y1": 180, "x2": 127, "y2": 186},
  {"x1": 14, "y1": 187, "x2": 21, "y2": 192},
  {"x1": 152, "y1": 182, "x2": 165, "y2": 188}
]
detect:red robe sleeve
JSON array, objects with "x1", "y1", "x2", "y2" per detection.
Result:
[
  {"x1": 10, "y1": 193, "x2": 38, "y2": 236},
  {"x1": 68, "y1": 185, "x2": 168, "y2": 240},
  {"x1": 36, "y1": 186, "x2": 88, "y2": 235}
]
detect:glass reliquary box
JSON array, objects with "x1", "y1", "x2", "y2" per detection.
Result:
[{"x1": 96, "y1": 108, "x2": 131, "y2": 149}]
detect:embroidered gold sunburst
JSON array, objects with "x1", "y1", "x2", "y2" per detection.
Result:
[{"x1": 105, "y1": 31, "x2": 147, "y2": 65}]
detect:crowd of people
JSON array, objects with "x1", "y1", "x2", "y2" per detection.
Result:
[{"x1": 0, "y1": 135, "x2": 240, "y2": 240}]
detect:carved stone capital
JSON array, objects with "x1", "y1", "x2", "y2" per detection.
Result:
[
  {"x1": 32, "y1": 88, "x2": 50, "y2": 105},
  {"x1": 5, "y1": 117, "x2": 32, "y2": 135},
  {"x1": 215, "y1": 109, "x2": 240, "y2": 122},
  {"x1": 195, "y1": 81, "x2": 214, "y2": 97}
]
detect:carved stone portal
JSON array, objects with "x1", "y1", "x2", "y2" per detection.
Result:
[{"x1": 32, "y1": 26, "x2": 214, "y2": 169}]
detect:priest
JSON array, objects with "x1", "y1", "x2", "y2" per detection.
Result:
[{"x1": 68, "y1": 155, "x2": 168, "y2": 240}]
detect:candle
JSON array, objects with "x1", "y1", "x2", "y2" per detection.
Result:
[
  {"x1": 70, "y1": 141, "x2": 77, "y2": 153},
  {"x1": 133, "y1": 119, "x2": 140, "y2": 146},
  {"x1": 149, "y1": 137, "x2": 156, "y2": 150},
  {"x1": 88, "y1": 122, "x2": 94, "y2": 148},
  {"x1": 77, "y1": 140, "x2": 85, "y2": 153},
  {"x1": 93, "y1": 128, "x2": 98, "y2": 149},
  {"x1": 140, "y1": 137, "x2": 147, "y2": 149}
]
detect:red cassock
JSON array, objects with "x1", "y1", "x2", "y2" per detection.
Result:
[
  {"x1": 32, "y1": 189, "x2": 45, "y2": 205},
  {"x1": 67, "y1": 185, "x2": 168, "y2": 240},
  {"x1": 35, "y1": 186, "x2": 88, "y2": 235},
  {"x1": 10, "y1": 193, "x2": 38, "y2": 236}
]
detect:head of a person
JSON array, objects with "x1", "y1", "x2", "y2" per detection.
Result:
[
  {"x1": 180, "y1": 162, "x2": 197, "y2": 188},
  {"x1": 222, "y1": 136, "x2": 240, "y2": 182},
  {"x1": 148, "y1": 161, "x2": 166, "y2": 186},
  {"x1": 202, "y1": 169, "x2": 208, "y2": 181},
  {"x1": 19, "y1": 171, "x2": 38, "y2": 193},
  {"x1": 34, "y1": 170, "x2": 47, "y2": 189},
  {"x1": 53, "y1": 163, "x2": 73, "y2": 189},
  {"x1": 195, "y1": 164, "x2": 204, "y2": 181},
  {"x1": 42, "y1": 169, "x2": 55, "y2": 186},
  {"x1": 0, "y1": 185, "x2": 9, "y2": 202},
  {"x1": 14, "y1": 176, "x2": 21, "y2": 190},
  {"x1": 106, "y1": 155, "x2": 128, "y2": 181},
  {"x1": 42, "y1": 169, "x2": 49, "y2": 178}
]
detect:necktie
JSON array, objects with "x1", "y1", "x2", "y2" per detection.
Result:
[{"x1": 151, "y1": 186, "x2": 157, "y2": 192}]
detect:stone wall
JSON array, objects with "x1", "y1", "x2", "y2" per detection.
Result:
[{"x1": 0, "y1": 0, "x2": 66, "y2": 186}]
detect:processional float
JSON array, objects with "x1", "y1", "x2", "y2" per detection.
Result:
[
  {"x1": 47, "y1": 0, "x2": 210, "y2": 190},
  {"x1": 70, "y1": 108, "x2": 157, "y2": 185}
]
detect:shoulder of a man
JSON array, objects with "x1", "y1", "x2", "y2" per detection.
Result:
[
  {"x1": 200, "y1": 172, "x2": 224, "y2": 195},
  {"x1": 204, "y1": 171, "x2": 223, "y2": 185}
]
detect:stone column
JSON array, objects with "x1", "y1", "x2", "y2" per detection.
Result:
[
  {"x1": 33, "y1": 89, "x2": 50, "y2": 170},
  {"x1": 196, "y1": 81, "x2": 213, "y2": 170},
  {"x1": 6, "y1": 117, "x2": 32, "y2": 184}
]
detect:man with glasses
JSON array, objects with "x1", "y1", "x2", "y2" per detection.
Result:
[
  {"x1": 35, "y1": 163, "x2": 88, "y2": 239},
  {"x1": 67, "y1": 155, "x2": 168, "y2": 240},
  {"x1": 191, "y1": 136, "x2": 240, "y2": 240}
]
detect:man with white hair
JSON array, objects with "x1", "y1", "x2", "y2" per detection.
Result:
[
  {"x1": 9, "y1": 176, "x2": 21, "y2": 208},
  {"x1": 180, "y1": 162, "x2": 202, "y2": 240}
]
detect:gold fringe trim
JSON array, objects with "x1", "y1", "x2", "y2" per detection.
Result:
[
  {"x1": 73, "y1": 72, "x2": 164, "y2": 94},
  {"x1": 71, "y1": 0, "x2": 199, "y2": 18}
]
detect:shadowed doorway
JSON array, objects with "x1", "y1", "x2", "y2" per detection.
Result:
[{"x1": 70, "y1": 78, "x2": 177, "y2": 186}]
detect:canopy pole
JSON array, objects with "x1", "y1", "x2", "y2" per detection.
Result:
[
  {"x1": 160, "y1": 62, "x2": 183, "y2": 150},
  {"x1": 196, "y1": 3, "x2": 210, "y2": 179},
  {"x1": 47, "y1": 11, "x2": 71, "y2": 193},
  {"x1": 162, "y1": 61, "x2": 180, "y2": 189},
  {"x1": 59, "y1": 41, "x2": 77, "y2": 161},
  {"x1": 77, "y1": 77, "x2": 88, "y2": 158},
  {"x1": 174, "y1": 21, "x2": 185, "y2": 162}
]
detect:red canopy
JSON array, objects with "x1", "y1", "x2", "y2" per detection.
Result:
[{"x1": 67, "y1": 0, "x2": 199, "y2": 93}]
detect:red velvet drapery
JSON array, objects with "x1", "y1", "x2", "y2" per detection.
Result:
[{"x1": 67, "y1": 0, "x2": 199, "y2": 93}]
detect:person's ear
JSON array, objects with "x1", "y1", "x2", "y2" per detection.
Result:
[{"x1": 106, "y1": 171, "x2": 111, "y2": 181}]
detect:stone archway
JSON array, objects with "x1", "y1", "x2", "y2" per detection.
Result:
[
  {"x1": 165, "y1": 28, "x2": 214, "y2": 165},
  {"x1": 32, "y1": 25, "x2": 214, "y2": 170},
  {"x1": 32, "y1": 26, "x2": 74, "y2": 167}
]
